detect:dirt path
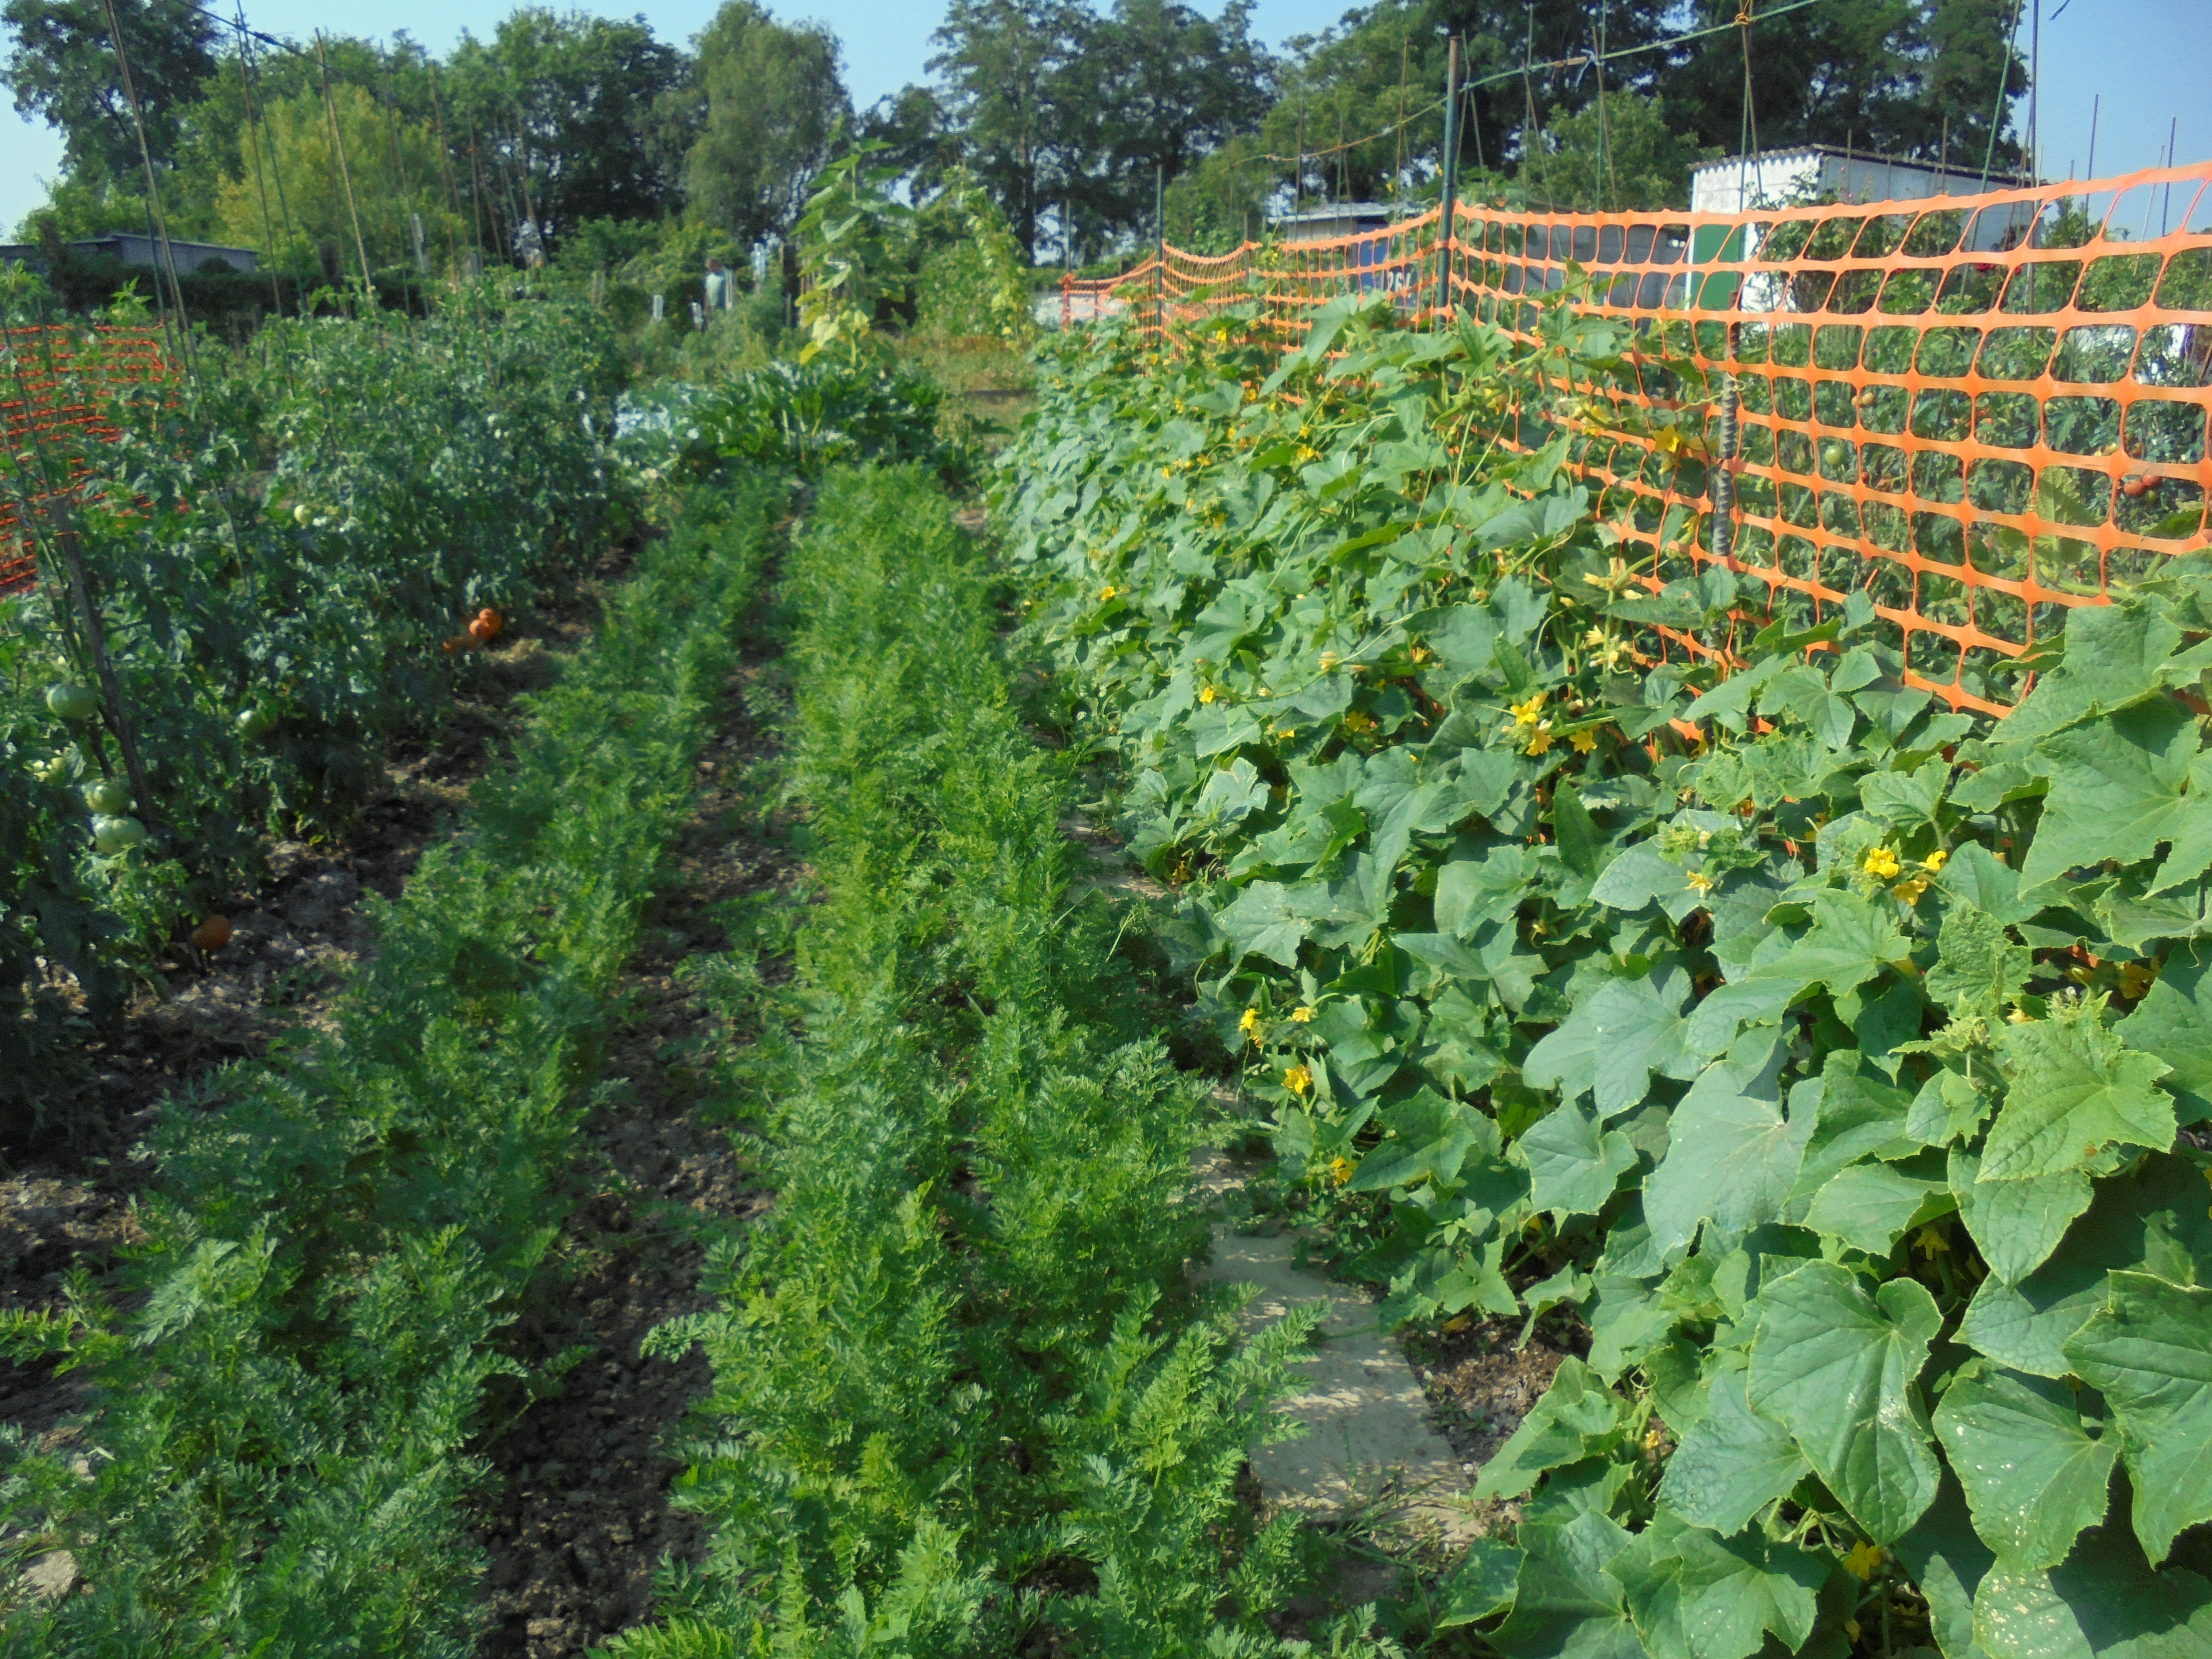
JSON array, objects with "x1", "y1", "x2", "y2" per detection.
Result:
[{"x1": 471, "y1": 574, "x2": 800, "y2": 1658}]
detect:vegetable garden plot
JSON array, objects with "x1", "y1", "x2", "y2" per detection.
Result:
[
  {"x1": 999, "y1": 284, "x2": 2212, "y2": 1657},
  {"x1": 0, "y1": 477, "x2": 780, "y2": 1656},
  {"x1": 0, "y1": 297, "x2": 625, "y2": 1137},
  {"x1": 1065, "y1": 160, "x2": 2212, "y2": 715},
  {"x1": 0, "y1": 324, "x2": 174, "y2": 597}
]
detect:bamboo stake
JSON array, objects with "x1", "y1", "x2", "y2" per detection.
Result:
[
  {"x1": 316, "y1": 33, "x2": 375, "y2": 303},
  {"x1": 97, "y1": 0, "x2": 195, "y2": 374}
]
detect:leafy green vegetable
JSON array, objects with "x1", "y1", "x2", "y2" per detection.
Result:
[
  {"x1": 1747, "y1": 1261, "x2": 1943, "y2": 1542},
  {"x1": 2061, "y1": 1272, "x2": 2212, "y2": 1567},
  {"x1": 1932, "y1": 1363, "x2": 2115, "y2": 1569}
]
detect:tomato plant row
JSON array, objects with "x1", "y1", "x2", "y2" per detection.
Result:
[
  {"x1": 0, "y1": 292, "x2": 628, "y2": 1136},
  {"x1": 995, "y1": 299, "x2": 2212, "y2": 1657}
]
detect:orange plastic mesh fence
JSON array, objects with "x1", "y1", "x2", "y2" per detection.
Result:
[
  {"x1": 0, "y1": 325, "x2": 177, "y2": 599},
  {"x1": 1062, "y1": 163, "x2": 2212, "y2": 714}
]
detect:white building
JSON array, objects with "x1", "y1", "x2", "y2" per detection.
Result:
[{"x1": 1692, "y1": 146, "x2": 2033, "y2": 225}]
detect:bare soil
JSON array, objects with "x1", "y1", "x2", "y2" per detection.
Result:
[{"x1": 472, "y1": 631, "x2": 801, "y2": 1658}]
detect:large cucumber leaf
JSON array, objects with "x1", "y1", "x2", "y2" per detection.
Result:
[
  {"x1": 1747, "y1": 1261, "x2": 1942, "y2": 1542},
  {"x1": 2062, "y1": 1272, "x2": 2212, "y2": 1567},
  {"x1": 1931, "y1": 1362, "x2": 2115, "y2": 1569}
]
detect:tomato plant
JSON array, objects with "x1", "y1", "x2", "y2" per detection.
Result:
[{"x1": 0, "y1": 286, "x2": 630, "y2": 1135}]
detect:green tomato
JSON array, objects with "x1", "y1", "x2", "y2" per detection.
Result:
[
  {"x1": 236, "y1": 703, "x2": 279, "y2": 740},
  {"x1": 31, "y1": 755, "x2": 70, "y2": 785},
  {"x1": 46, "y1": 682, "x2": 102, "y2": 721},
  {"x1": 92, "y1": 814, "x2": 147, "y2": 854},
  {"x1": 83, "y1": 778, "x2": 132, "y2": 814},
  {"x1": 293, "y1": 503, "x2": 313, "y2": 526},
  {"x1": 1822, "y1": 443, "x2": 1850, "y2": 471}
]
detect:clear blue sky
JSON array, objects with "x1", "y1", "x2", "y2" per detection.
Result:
[{"x1": 6, "y1": 0, "x2": 2210, "y2": 236}]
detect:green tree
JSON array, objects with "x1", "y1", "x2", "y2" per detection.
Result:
[
  {"x1": 1260, "y1": 0, "x2": 1443, "y2": 207},
  {"x1": 856, "y1": 83, "x2": 964, "y2": 204},
  {"x1": 212, "y1": 80, "x2": 460, "y2": 276},
  {"x1": 1654, "y1": 0, "x2": 2024, "y2": 168},
  {"x1": 1073, "y1": 0, "x2": 1273, "y2": 238},
  {"x1": 926, "y1": 0, "x2": 1090, "y2": 259},
  {"x1": 1529, "y1": 90, "x2": 1721, "y2": 213},
  {"x1": 1162, "y1": 133, "x2": 1272, "y2": 252},
  {"x1": 443, "y1": 9, "x2": 690, "y2": 244},
  {"x1": 3, "y1": 0, "x2": 216, "y2": 187},
  {"x1": 685, "y1": 0, "x2": 848, "y2": 248},
  {"x1": 1433, "y1": 0, "x2": 1672, "y2": 186}
]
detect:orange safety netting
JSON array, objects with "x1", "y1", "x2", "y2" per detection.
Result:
[
  {"x1": 1063, "y1": 162, "x2": 2212, "y2": 715},
  {"x1": 0, "y1": 324, "x2": 176, "y2": 599}
]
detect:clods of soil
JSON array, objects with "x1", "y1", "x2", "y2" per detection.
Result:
[{"x1": 471, "y1": 623, "x2": 801, "y2": 1658}]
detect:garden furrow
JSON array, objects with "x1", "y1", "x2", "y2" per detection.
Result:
[
  {"x1": 604, "y1": 465, "x2": 1410, "y2": 1657},
  {"x1": 0, "y1": 476, "x2": 782, "y2": 1656}
]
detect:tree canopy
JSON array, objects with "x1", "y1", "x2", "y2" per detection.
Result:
[{"x1": 3, "y1": 0, "x2": 2033, "y2": 277}]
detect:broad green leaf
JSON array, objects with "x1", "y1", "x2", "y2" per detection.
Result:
[
  {"x1": 1937, "y1": 841, "x2": 2037, "y2": 924},
  {"x1": 1984, "y1": 1012, "x2": 2175, "y2": 1180},
  {"x1": 1862, "y1": 760, "x2": 1948, "y2": 831},
  {"x1": 1996, "y1": 599, "x2": 2184, "y2": 751},
  {"x1": 1590, "y1": 843, "x2": 1701, "y2": 921},
  {"x1": 1610, "y1": 1509, "x2": 1826, "y2": 1659},
  {"x1": 1803, "y1": 1161, "x2": 1953, "y2": 1256},
  {"x1": 1959, "y1": 1155, "x2": 2212, "y2": 1377},
  {"x1": 1657, "y1": 1367, "x2": 1810, "y2": 1535},
  {"x1": 1522, "y1": 1097, "x2": 1642, "y2": 1218},
  {"x1": 1474, "y1": 1358, "x2": 1626, "y2": 1501},
  {"x1": 1793, "y1": 1052, "x2": 1922, "y2": 1200},
  {"x1": 1488, "y1": 1508, "x2": 1643, "y2": 1659},
  {"x1": 1524, "y1": 966, "x2": 1709, "y2": 1118},
  {"x1": 2115, "y1": 941, "x2": 2212, "y2": 1124},
  {"x1": 1686, "y1": 889, "x2": 1912, "y2": 1053},
  {"x1": 1585, "y1": 1270, "x2": 1679, "y2": 1382},
  {"x1": 1190, "y1": 701, "x2": 1266, "y2": 757},
  {"x1": 1747, "y1": 1261, "x2": 1942, "y2": 1542},
  {"x1": 1195, "y1": 757, "x2": 1268, "y2": 823},
  {"x1": 1435, "y1": 844, "x2": 1532, "y2": 936},
  {"x1": 1895, "y1": 1475, "x2": 1999, "y2": 1659},
  {"x1": 1437, "y1": 1537, "x2": 1525, "y2": 1627},
  {"x1": 2021, "y1": 699, "x2": 2212, "y2": 897},
  {"x1": 1932, "y1": 1363, "x2": 2115, "y2": 1569},
  {"x1": 1766, "y1": 663, "x2": 1859, "y2": 750},
  {"x1": 1644, "y1": 1052, "x2": 1812, "y2": 1257},
  {"x1": 1357, "y1": 771, "x2": 1454, "y2": 888},
  {"x1": 1684, "y1": 654, "x2": 1796, "y2": 732},
  {"x1": 2062, "y1": 1273, "x2": 2212, "y2": 1567},
  {"x1": 1349, "y1": 1089, "x2": 1499, "y2": 1193},
  {"x1": 1928, "y1": 903, "x2": 2033, "y2": 1018},
  {"x1": 1950, "y1": 1149, "x2": 2094, "y2": 1287},
  {"x1": 1554, "y1": 783, "x2": 1607, "y2": 881},
  {"x1": 1218, "y1": 880, "x2": 1309, "y2": 967},
  {"x1": 1911, "y1": 1067, "x2": 1999, "y2": 1147},
  {"x1": 1973, "y1": 1524, "x2": 2212, "y2": 1659}
]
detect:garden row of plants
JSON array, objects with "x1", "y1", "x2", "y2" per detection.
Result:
[
  {"x1": 994, "y1": 298, "x2": 2212, "y2": 1658},
  {"x1": 605, "y1": 465, "x2": 1396, "y2": 1658},
  {"x1": 1, "y1": 288, "x2": 628, "y2": 1137},
  {"x1": 0, "y1": 475, "x2": 781, "y2": 1654}
]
